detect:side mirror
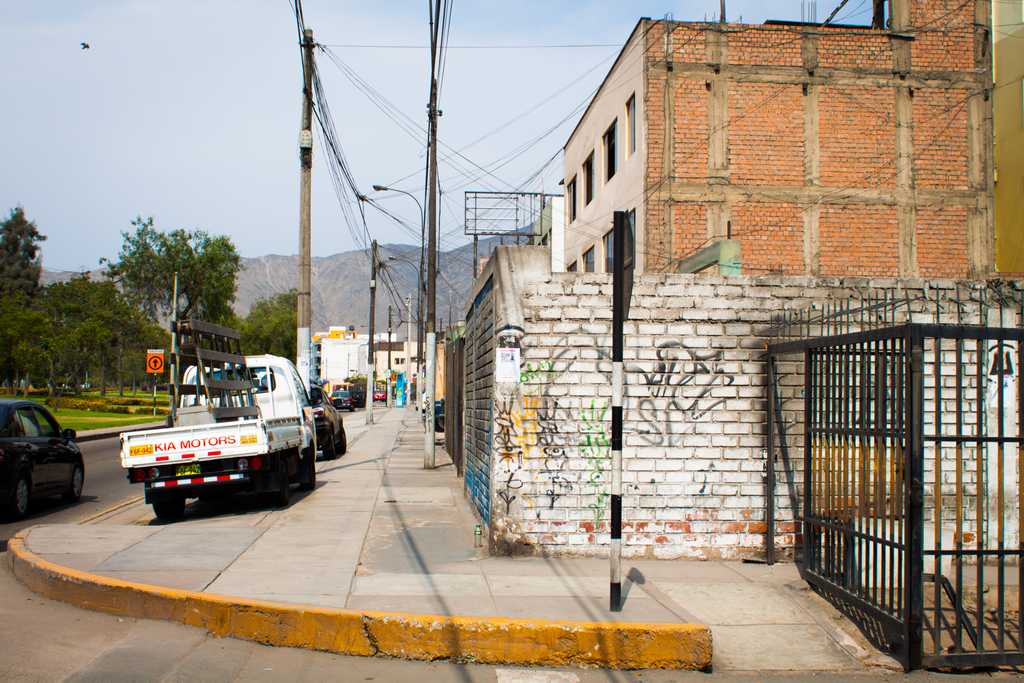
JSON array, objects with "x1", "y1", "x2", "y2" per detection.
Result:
[
  {"x1": 309, "y1": 387, "x2": 324, "y2": 406},
  {"x1": 62, "y1": 428, "x2": 77, "y2": 441}
]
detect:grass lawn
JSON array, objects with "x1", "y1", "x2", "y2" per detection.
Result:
[{"x1": 54, "y1": 408, "x2": 162, "y2": 433}]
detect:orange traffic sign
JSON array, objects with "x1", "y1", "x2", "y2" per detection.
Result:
[{"x1": 146, "y1": 349, "x2": 165, "y2": 374}]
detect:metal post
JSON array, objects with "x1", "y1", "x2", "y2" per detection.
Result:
[
  {"x1": 406, "y1": 295, "x2": 413, "y2": 409},
  {"x1": 905, "y1": 330, "x2": 925, "y2": 670},
  {"x1": 472, "y1": 235, "x2": 479, "y2": 278},
  {"x1": 296, "y1": 28, "x2": 314, "y2": 388},
  {"x1": 766, "y1": 355, "x2": 776, "y2": 566},
  {"x1": 610, "y1": 210, "x2": 627, "y2": 611},
  {"x1": 424, "y1": 333, "x2": 436, "y2": 468},
  {"x1": 367, "y1": 241, "x2": 377, "y2": 425},
  {"x1": 170, "y1": 272, "x2": 179, "y2": 424},
  {"x1": 387, "y1": 305, "x2": 393, "y2": 408}
]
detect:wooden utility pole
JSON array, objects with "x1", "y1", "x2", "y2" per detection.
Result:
[
  {"x1": 367, "y1": 241, "x2": 378, "y2": 425},
  {"x1": 296, "y1": 27, "x2": 315, "y2": 387}
]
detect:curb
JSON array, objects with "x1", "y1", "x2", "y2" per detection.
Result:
[
  {"x1": 8, "y1": 531, "x2": 711, "y2": 670},
  {"x1": 76, "y1": 421, "x2": 165, "y2": 443}
]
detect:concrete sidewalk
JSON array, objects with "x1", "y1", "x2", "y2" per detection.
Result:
[{"x1": 15, "y1": 408, "x2": 893, "y2": 672}]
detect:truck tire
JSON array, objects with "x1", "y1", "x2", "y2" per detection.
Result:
[
  {"x1": 299, "y1": 447, "x2": 316, "y2": 491},
  {"x1": 153, "y1": 497, "x2": 185, "y2": 521},
  {"x1": 274, "y1": 458, "x2": 291, "y2": 507}
]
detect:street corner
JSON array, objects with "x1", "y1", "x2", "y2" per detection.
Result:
[{"x1": 7, "y1": 526, "x2": 712, "y2": 671}]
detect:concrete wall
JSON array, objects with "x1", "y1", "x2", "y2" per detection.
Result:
[
  {"x1": 563, "y1": 21, "x2": 646, "y2": 274},
  {"x1": 462, "y1": 247, "x2": 1021, "y2": 560}
]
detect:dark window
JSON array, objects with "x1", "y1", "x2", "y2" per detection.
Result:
[
  {"x1": 250, "y1": 367, "x2": 277, "y2": 394},
  {"x1": 567, "y1": 177, "x2": 577, "y2": 222},
  {"x1": 583, "y1": 153, "x2": 594, "y2": 205},
  {"x1": 0, "y1": 409, "x2": 15, "y2": 438},
  {"x1": 604, "y1": 230, "x2": 614, "y2": 273},
  {"x1": 15, "y1": 407, "x2": 40, "y2": 437},
  {"x1": 567, "y1": 261, "x2": 577, "y2": 272},
  {"x1": 603, "y1": 120, "x2": 617, "y2": 181},
  {"x1": 32, "y1": 407, "x2": 59, "y2": 437},
  {"x1": 583, "y1": 247, "x2": 596, "y2": 273},
  {"x1": 626, "y1": 94, "x2": 636, "y2": 156}
]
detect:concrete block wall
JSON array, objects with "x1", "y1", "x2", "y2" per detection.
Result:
[{"x1": 473, "y1": 264, "x2": 1021, "y2": 560}]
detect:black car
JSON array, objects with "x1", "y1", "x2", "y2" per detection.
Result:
[
  {"x1": 348, "y1": 386, "x2": 367, "y2": 409},
  {"x1": 309, "y1": 387, "x2": 346, "y2": 460},
  {"x1": 330, "y1": 389, "x2": 354, "y2": 411},
  {"x1": 0, "y1": 399, "x2": 85, "y2": 519}
]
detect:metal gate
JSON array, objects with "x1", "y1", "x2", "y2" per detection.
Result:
[{"x1": 768, "y1": 321, "x2": 1022, "y2": 670}]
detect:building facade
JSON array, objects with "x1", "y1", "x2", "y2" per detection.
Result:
[
  {"x1": 563, "y1": 2, "x2": 997, "y2": 279},
  {"x1": 994, "y1": 0, "x2": 1024, "y2": 273}
]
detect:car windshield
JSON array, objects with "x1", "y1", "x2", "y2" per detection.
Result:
[{"x1": 333, "y1": 391, "x2": 350, "y2": 398}]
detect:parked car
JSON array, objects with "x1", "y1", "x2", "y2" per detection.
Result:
[
  {"x1": 310, "y1": 387, "x2": 346, "y2": 460},
  {"x1": 373, "y1": 388, "x2": 386, "y2": 403},
  {"x1": 0, "y1": 399, "x2": 85, "y2": 520},
  {"x1": 330, "y1": 389, "x2": 354, "y2": 412},
  {"x1": 348, "y1": 386, "x2": 367, "y2": 409}
]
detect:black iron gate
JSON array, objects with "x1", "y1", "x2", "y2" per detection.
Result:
[{"x1": 768, "y1": 323, "x2": 1023, "y2": 670}]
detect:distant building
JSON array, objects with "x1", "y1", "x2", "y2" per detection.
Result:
[
  {"x1": 994, "y1": 1, "x2": 1024, "y2": 273},
  {"x1": 313, "y1": 326, "x2": 366, "y2": 387},
  {"x1": 530, "y1": 195, "x2": 566, "y2": 272},
  {"x1": 563, "y1": 3, "x2": 997, "y2": 278}
]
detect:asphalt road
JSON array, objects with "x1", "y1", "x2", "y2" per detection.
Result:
[{"x1": 0, "y1": 435, "x2": 138, "y2": 547}]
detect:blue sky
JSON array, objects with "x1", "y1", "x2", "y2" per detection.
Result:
[{"x1": 0, "y1": 1, "x2": 874, "y2": 271}]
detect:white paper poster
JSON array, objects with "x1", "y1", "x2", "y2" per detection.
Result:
[{"x1": 495, "y1": 347, "x2": 521, "y2": 383}]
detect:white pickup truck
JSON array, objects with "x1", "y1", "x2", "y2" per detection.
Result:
[{"x1": 120, "y1": 354, "x2": 317, "y2": 520}]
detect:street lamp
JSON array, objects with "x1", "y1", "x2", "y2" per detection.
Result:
[{"x1": 372, "y1": 184, "x2": 427, "y2": 425}]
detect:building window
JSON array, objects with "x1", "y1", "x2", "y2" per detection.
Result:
[
  {"x1": 603, "y1": 120, "x2": 617, "y2": 181},
  {"x1": 626, "y1": 94, "x2": 636, "y2": 156},
  {"x1": 583, "y1": 246, "x2": 595, "y2": 273},
  {"x1": 567, "y1": 176, "x2": 577, "y2": 222},
  {"x1": 583, "y1": 153, "x2": 594, "y2": 205},
  {"x1": 567, "y1": 261, "x2": 577, "y2": 272},
  {"x1": 603, "y1": 230, "x2": 614, "y2": 273}
]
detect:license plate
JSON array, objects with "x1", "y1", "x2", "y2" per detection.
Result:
[
  {"x1": 176, "y1": 463, "x2": 201, "y2": 477},
  {"x1": 129, "y1": 444, "x2": 154, "y2": 457}
]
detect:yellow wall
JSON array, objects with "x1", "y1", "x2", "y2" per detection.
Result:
[{"x1": 994, "y1": 2, "x2": 1024, "y2": 273}]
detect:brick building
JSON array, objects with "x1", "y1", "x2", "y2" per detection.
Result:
[{"x1": 562, "y1": 1, "x2": 996, "y2": 279}]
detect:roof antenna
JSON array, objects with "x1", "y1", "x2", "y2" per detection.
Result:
[{"x1": 720, "y1": 0, "x2": 726, "y2": 23}]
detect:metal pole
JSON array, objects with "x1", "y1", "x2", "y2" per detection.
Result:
[
  {"x1": 170, "y1": 272, "x2": 179, "y2": 424},
  {"x1": 472, "y1": 235, "x2": 478, "y2": 279},
  {"x1": 387, "y1": 305, "x2": 393, "y2": 408},
  {"x1": 406, "y1": 295, "x2": 413, "y2": 409},
  {"x1": 424, "y1": 333, "x2": 436, "y2": 468},
  {"x1": 424, "y1": 0, "x2": 440, "y2": 465},
  {"x1": 610, "y1": 210, "x2": 626, "y2": 611},
  {"x1": 367, "y1": 241, "x2": 377, "y2": 425},
  {"x1": 296, "y1": 27, "x2": 314, "y2": 389}
]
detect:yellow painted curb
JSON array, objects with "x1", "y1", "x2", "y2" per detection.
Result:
[{"x1": 8, "y1": 530, "x2": 711, "y2": 670}]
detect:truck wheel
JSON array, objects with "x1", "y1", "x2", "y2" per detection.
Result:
[
  {"x1": 274, "y1": 459, "x2": 292, "y2": 507},
  {"x1": 299, "y1": 448, "x2": 316, "y2": 492},
  {"x1": 153, "y1": 497, "x2": 185, "y2": 521}
]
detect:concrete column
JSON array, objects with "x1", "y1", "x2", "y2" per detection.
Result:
[
  {"x1": 801, "y1": 32, "x2": 821, "y2": 275},
  {"x1": 705, "y1": 27, "x2": 729, "y2": 243}
]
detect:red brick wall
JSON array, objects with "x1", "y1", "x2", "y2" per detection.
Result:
[
  {"x1": 728, "y1": 82, "x2": 803, "y2": 186},
  {"x1": 637, "y1": 1, "x2": 985, "y2": 278},
  {"x1": 730, "y1": 202, "x2": 804, "y2": 274},
  {"x1": 917, "y1": 206, "x2": 970, "y2": 277},
  {"x1": 819, "y1": 205, "x2": 899, "y2": 276}
]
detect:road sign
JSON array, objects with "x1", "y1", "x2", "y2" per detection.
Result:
[{"x1": 146, "y1": 349, "x2": 165, "y2": 374}]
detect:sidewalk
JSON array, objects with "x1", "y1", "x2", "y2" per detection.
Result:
[{"x1": 12, "y1": 408, "x2": 894, "y2": 672}]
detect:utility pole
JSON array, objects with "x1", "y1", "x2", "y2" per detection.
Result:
[
  {"x1": 296, "y1": 27, "x2": 314, "y2": 388},
  {"x1": 405, "y1": 294, "x2": 413, "y2": 409},
  {"x1": 367, "y1": 240, "x2": 377, "y2": 425},
  {"x1": 386, "y1": 305, "x2": 393, "y2": 408},
  {"x1": 424, "y1": 0, "x2": 440, "y2": 468}
]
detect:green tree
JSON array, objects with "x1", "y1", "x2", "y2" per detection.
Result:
[
  {"x1": 105, "y1": 217, "x2": 241, "y2": 323},
  {"x1": 0, "y1": 207, "x2": 46, "y2": 298},
  {"x1": 0, "y1": 291, "x2": 47, "y2": 393},
  {"x1": 239, "y1": 290, "x2": 297, "y2": 358}
]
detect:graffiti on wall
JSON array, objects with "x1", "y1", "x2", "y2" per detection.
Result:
[
  {"x1": 634, "y1": 340, "x2": 736, "y2": 447},
  {"x1": 579, "y1": 399, "x2": 610, "y2": 519}
]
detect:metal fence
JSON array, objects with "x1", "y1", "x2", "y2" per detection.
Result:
[{"x1": 768, "y1": 323, "x2": 1023, "y2": 670}]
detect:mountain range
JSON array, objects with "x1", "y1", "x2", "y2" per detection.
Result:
[{"x1": 41, "y1": 238, "x2": 502, "y2": 334}]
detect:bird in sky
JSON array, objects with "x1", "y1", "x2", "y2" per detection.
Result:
[{"x1": 80, "y1": 42, "x2": 90, "y2": 50}]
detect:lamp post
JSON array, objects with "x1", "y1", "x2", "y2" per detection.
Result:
[{"x1": 372, "y1": 185, "x2": 427, "y2": 425}]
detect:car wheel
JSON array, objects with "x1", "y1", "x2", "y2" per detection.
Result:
[
  {"x1": 323, "y1": 433, "x2": 336, "y2": 461},
  {"x1": 299, "y1": 448, "x2": 316, "y2": 491},
  {"x1": 62, "y1": 464, "x2": 84, "y2": 503},
  {"x1": 274, "y1": 457, "x2": 292, "y2": 507},
  {"x1": 5, "y1": 472, "x2": 30, "y2": 520},
  {"x1": 339, "y1": 429, "x2": 347, "y2": 456},
  {"x1": 152, "y1": 497, "x2": 185, "y2": 521}
]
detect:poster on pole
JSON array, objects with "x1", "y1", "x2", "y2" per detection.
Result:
[{"x1": 495, "y1": 346, "x2": 521, "y2": 383}]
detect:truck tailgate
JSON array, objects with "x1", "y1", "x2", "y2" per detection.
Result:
[{"x1": 120, "y1": 420, "x2": 267, "y2": 469}]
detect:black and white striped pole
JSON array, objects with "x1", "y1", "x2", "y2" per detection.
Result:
[{"x1": 610, "y1": 209, "x2": 633, "y2": 612}]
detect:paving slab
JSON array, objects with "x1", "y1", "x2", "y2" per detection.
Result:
[
  {"x1": 658, "y1": 581, "x2": 812, "y2": 625},
  {"x1": 710, "y1": 623, "x2": 860, "y2": 671}
]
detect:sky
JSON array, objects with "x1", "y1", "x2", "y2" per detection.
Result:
[{"x1": 0, "y1": 0, "x2": 875, "y2": 272}]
